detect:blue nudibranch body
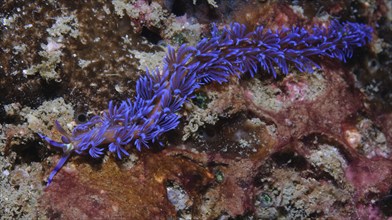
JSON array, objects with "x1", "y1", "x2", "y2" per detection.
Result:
[{"x1": 39, "y1": 20, "x2": 372, "y2": 185}]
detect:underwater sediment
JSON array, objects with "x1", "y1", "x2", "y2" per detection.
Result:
[{"x1": 1, "y1": 0, "x2": 392, "y2": 219}]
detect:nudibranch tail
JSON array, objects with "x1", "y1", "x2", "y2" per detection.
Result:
[{"x1": 38, "y1": 132, "x2": 74, "y2": 185}]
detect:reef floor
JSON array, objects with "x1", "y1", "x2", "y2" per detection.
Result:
[{"x1": 1, "y1": 0, "x2": 391, "y2": 219}]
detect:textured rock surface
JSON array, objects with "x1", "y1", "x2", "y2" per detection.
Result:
[{"x1": 1, "y1": 0, "x2": 391, "y2": 219}]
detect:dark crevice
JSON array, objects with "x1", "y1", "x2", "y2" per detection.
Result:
[
  {"x1": 377, "y1": 189, "x2": 392, "y2": 217},
  {"x1": 13, "y1": 140, "x2": 47, "y2": 164},
  {"x1": 171, "y1": 0, "x2": 187, "y2": 16},
  {"x1": 270, "y1": 151, "x2": 309, "y2": 170},
  {"x1": 141, "y1": 26, "x2": 163, "y2": 44}
]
